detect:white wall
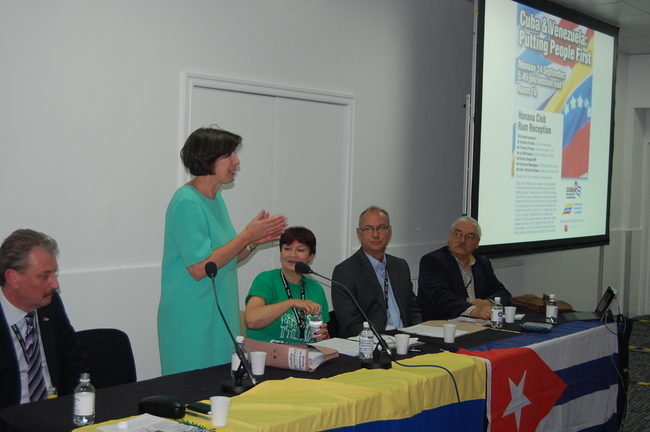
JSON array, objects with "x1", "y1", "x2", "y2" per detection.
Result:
[
  {"x1": 616, "y1": 54, "x2": 650, "y2": 318},
  {"x1": 0, "y1": 0, "x2": 474, "y2": 380},
  {"x1": 2, "y1": 0, "x2": 648, "y2": 381}
]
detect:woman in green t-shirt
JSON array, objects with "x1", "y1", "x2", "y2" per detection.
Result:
[{"x1": 245, "y1": 227, "x2": 330, "y2": 343}]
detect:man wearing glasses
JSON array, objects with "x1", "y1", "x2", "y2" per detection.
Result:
[
  {"x1": 332, "y1": 206, "x2": 421, "y2": 338},
  {"x1": 417, "y1": 216, "x2": 511, "y2": 320}
]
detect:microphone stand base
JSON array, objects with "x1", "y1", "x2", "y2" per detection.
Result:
[
  {"x1": 221, "y1": 378, "x2": 255, "y2": 395},
  {"x1": 360, "y1": 357, "x2": 392, "y2": 370}
]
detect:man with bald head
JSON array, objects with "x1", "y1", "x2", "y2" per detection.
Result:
[
  {"x1": 332, "y1": 206, "x2": 421, "y2": 338},
  {"x1": 0, "y1": 229, "x2": 87, "y2": 409},
  {"x1": 417, "y1": 216, "x2": 511, "y2": 320}
]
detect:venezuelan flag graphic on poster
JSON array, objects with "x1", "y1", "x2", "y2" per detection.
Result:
[
  {"x1": 544, "y1": 31, "x2": 594, "y2": 178},
  {"x1": 513, "y1": 4, "x2": 594, "y2": 180}
]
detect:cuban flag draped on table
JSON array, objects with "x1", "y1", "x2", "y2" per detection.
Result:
[{"x1": 459, "y1": 321, "x2": 619, "y2": 431}]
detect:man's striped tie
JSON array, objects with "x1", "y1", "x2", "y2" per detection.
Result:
[{"x1": 24, "y1": 312, "x2": 46, "y2": 402}]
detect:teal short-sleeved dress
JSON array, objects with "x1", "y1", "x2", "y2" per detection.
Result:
[
  {"x1": 245, "y1": 269, "x2": 329, "y2": 343},
  {"x1": 158, "y1": 185, "x2": 239, "y2": 375}
]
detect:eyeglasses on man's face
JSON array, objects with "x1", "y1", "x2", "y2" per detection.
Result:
[
  {"x1": 451, "y1": 230, "x2": 478, "y2": 242},
  {"x1": 360, "y1": 225, "x2": 390, "y2": 235}
]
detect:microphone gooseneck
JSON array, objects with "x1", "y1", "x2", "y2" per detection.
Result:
[
  {"x1": 205, "y1": 261, "x2": 257, "y2": 391},
  {"x1": 304, "y1": 263, "x2": 395, "y2": 369}
]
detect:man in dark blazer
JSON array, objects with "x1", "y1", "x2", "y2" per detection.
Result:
[
  {"x1": 332, "y1": 206, "x2": 421, "y2": 338},
  {"x1": 417, "y1": 216, "x2": 511, "y2": 320},
  {"x1": 0, "y1": 229, "x2": 87, "y2": 410}
]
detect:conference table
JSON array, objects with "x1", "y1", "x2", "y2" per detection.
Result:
[{"x1": 0, "y1": 314, "x2": 623, "y2": 432}]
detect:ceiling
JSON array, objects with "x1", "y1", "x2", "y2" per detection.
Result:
[{"x1": 551, "y1": 0, "x2": 650, "y2": 55}]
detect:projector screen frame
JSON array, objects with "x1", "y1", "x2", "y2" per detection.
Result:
[{"x1": 470, "y1": 0, "x2": 619, "y2": 258}]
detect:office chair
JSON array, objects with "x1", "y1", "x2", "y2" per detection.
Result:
[
  {"x1": 75, "y1": 328, "x2": 137, "y2": 389},
  {"x1": 328, "y1": 310, "x2": 339, "y2": 339}
]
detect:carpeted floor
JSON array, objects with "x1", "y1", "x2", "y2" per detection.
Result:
[{"x1": 621, "y1": 315, "x2": 650, "y2": 432}]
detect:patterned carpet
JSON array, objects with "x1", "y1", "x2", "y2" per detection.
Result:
[{"x1": 621, "y1": 316, "x2": 650, "y2": 432}]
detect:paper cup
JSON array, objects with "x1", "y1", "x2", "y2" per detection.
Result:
[
  {"x1": 250, "y1": 351, "x2": 267, "y2": 376},
  {"x1": 443, "y1": 324, "x2": 457, "y2": 343},
  {"x1": 505, "y1": 306, "x2": 517, "y2": 323},
  {"x1": 210, "y1": 396, "x2": 231, "y2": 427},
  {"x1": 395, "y1": 334, "x2": 410, "y2": 355}
]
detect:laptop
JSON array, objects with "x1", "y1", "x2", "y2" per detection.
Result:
[{"x1": 563, "y1": 286, "x2": 617, "y2": 322}]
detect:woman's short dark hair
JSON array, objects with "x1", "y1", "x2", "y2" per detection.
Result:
[
  {"x1": 180, "y1": 126, "x2": 242, "y2": 176},
  {"x1": 279, "y1": 227, "x2": 316, "y2": 256},
  {"x1": 0, "y1": 229, "x2": 58, "y2": 286}
]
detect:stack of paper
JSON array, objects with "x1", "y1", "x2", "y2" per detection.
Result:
[
  {"x1": 98, "y1": 413, "x2": 209, "y2": 431},
  {"x1": 311, "y1": 338, "x2": 360, "y2": 357},
  {"x1": 400, "y1": 324, "x2": 469, "y2": 338}
]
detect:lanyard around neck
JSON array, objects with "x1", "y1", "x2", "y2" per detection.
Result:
[
  {"x1": 280, "y1": 272, "x2": 306, "y2": 341},
  {"x1": 382, "y1": 266, "x2": 389, "y2": 306},
  {"x1": 379, "y1": 263, "x2": 393, "y2": 324},
  {"x1": 11, "y1": 313, "x2": 36, "y2": 359}
]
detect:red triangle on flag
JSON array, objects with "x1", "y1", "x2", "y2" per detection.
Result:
[{"x1": 460, "y1": 347, "x2": 567, "y2": 432}]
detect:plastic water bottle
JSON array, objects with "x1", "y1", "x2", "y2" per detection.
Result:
[
  {"x1": 359, "y1": 322, "x2": 374, "y2": 359},
  {"x1": 308, "y1": 312, "x2": 322, "y2": 342},
  {"x1": 231, "y1": 335, "x2": 249, "y2": 379},
  {"x1": 491, "y1": 297, "x2": 504, "y2": 329},
  {"x1": 73, "y1": 373, "x2": 95, "y2": 426},
  {"x1": 546, "y1": 294, "x2": 558, "y2": 324}
]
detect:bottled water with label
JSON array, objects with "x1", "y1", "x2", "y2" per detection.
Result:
[
  {"x1": 546, "y1": 294, "x2": 558, "y2": 324},
  {"x1": 73, "y1": 373, "x2": 95, "y2": 426},
  {"x1": 231, "y1": 335, "x2": 249, "y2": 379},
  {"x1": 359, "y1": 322, "x2": 374, "y2": 359},
  {"x1": 491, "y1": 297, "x2": 504, "y2": 329},
  {"x1": 308, "y1": 312, "x2": 322, "y2": 342}
]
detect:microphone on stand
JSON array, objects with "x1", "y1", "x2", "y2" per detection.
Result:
[
  {"x1": 295, "y1": 262, "x2": 394, "y2": 369},
  {"x1": 205, "y1": 262, "x2": 256, "y2": 394}
]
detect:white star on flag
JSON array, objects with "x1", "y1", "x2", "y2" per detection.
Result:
[{"x1": 503, "y1": 370, "x2": 532, "y2": 431}]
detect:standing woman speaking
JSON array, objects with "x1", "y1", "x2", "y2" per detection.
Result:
[{"x1": 158, "y1": 126, "x2": 287, "y2": 375}]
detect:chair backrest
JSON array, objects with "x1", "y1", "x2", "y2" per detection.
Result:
[
  {"x1": 328, "y1": 310, "x2": 339, "y2": 339},
  {"x1": 75, "y1": 328, "x2": 136, "y2": 389}
]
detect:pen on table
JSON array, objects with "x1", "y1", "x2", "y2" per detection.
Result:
[
  {"x1": 186, "y1": 410, "x2": 211, "y2": 420},
  {"x1": 456, "y1": 320, "x2": 482, "y2": 326}
]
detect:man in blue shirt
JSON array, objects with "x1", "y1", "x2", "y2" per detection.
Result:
[{"x1": 332, "y1": 206, "x2": 421, "y2": 338}]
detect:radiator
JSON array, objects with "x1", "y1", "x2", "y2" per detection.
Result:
[{"x1": 492, "y1": 258, "x2": 525, "y2": 297}]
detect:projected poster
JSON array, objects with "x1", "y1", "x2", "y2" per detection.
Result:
[
  {"x1": 514, "y1": 6, "x2": 593, "y2": 179},
  {"x1": 474, "y1": 0, "x2": 616, "y2": 253}
]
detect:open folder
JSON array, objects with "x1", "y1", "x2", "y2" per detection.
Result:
[{"x1": 244, "y1": 338, "x2": 338, "y2": 372}]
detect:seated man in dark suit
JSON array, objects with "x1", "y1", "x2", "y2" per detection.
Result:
[
  {"x1": 0, "y1": 229, "x2": 87, "y2": 410},
  {"x1": 417, "y1": 216, "x2": 511, "y2": 320},
  {"x1": 332, "y1": 206, "x2": 421, "y2": 338}
]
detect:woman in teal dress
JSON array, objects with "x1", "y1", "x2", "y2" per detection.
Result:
[
  {"x1": 158, "y1": 126, "x2": 287, "y2": 375},
  {"x1": 245, "y1": 227, "x2": 329, "y2": 343}
]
